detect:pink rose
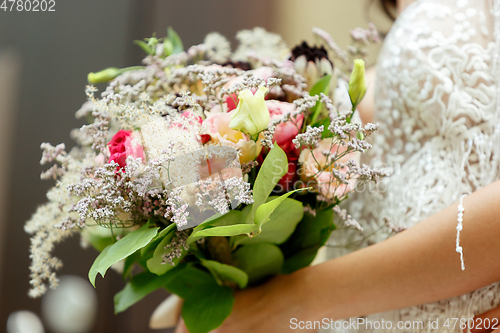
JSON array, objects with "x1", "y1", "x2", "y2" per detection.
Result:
[
  {"x1": 225, "y1": 94, "x2": 239, "y2": 112},
  {"x1": 108, "y1": 130, "x2": 145, "y2": 168},
  {"x1": 202, "y1": 112, "x2": 262, "y2": 164},
  {"x1": 266, "y1": 100, "x2": 304, "y2": 156},
  {"x1": 298, "y1": 139, "x2": 359, "y2": 200},
  {"x1": 108, "y1": 130, "x2": 130, "y2": 155}
]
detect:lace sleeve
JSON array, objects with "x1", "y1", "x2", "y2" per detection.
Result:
[{"x1": 364, "y1": 0, "x2": 500, "y2": 231}]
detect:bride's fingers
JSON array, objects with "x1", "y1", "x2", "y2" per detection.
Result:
[
  {"x1": 175, "y1": 319, "x2": 189, "y2": 333},
  {"x1": 468, "y1": 305, "x2": 500, "y2": 333}
]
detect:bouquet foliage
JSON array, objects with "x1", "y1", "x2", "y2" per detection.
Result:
[{"x1": 26, "y1": 26, "x2": 384, "y2": 333}]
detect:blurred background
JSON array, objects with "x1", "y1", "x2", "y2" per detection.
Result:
[{"x1": 0, "y1": 1, "x2": 391, "y2": 332}]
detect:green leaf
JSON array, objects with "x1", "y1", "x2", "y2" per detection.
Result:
[
  {"x1": 187, "y1": 210, "x2": 258, "y2": 244},
  {"x1": 188, "y1": 224, "x2": 258, "y2": 244},
  {"x1": 134, "y1": 40, "x2": 153, "y2": 55},
  {"x1": 167, "y1": 27, "x2": 184, "y2": 54},
  {"x1": 281, "y1": 246, "x2": 320, "y2": 274},
  {"x1": 238, "y1": 198, "x2": 303, "y2": 245},
  {"x1": 85, "y1": 233, "x2": 114, "y2": 252},
  {"x1": 131, "y1": 221, "x2": 175, "y2": 274},
  {"x1": 233, "y1": 243, "x2": 284, "y2": 285},
  {"x1": 163, "y1": 265, "x2": 234, "y2": 333},
  {"x1": 252, "y1": 145, "x2": 289, "y2": 208},
  {"x1": 88, "y1": 223, "x2": 159, "y2": 287},
  {"x1": 228, "y1": 205, "x2": 254, "y2": 247},
  {"x1": 309, "y1": 74, "x2": 332, "y2": 123},
  {"x1": 163, "y1": 264, "x2": 214, "y2": 298},
  {"x1": 88, "y1": 245, "x2": 111, "y2": 287},
  {"x1": 299, "y1": 208, "x2": 335, "y2": 248},
  {"x1": 201, "y1": 259, "x2": 248, "y2": 289},
  {"x1": 245, "y1": 145, "x2": 288, "y2": 225},
  {"x1": 309, "y1": 74, "x2": 332, "y2": 97},
  {"x1": 141, "y1": 222, "x2": 177, "y2": 257},
  {"x1": 147, "y1": 229, "x2": 186, "y2": 275},
  {"x1": 254, "y1": 189, "x2": 304, "y2": 228},
  {"x1": 183, "y1": 287, "x2": 234, "y2": 333},
  {"x1": 114, "y1": 270, "x2": 180, "y2": 314},
  {"x1": 280, "y1": 208, "x2": 336, "y2": 273},
  {"x1": 282, "y1": 209, "x2": 335, "y2": 252},
  {"x1": 122, "y1": 250, "x2": 141, "y2": 280},
  {"x1": 192, "y1": 213, "x2": 223, "y2": 232}
]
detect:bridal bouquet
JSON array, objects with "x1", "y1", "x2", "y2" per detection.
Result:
[{"x1": 26, "y1": 26, "x2": 384, "y2": 333}]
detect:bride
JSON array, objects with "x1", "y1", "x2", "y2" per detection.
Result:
[{"x1": 176, "y1": 0, "x2": 500, "y2": 331}]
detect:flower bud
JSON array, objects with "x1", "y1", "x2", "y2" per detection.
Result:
[
  {"x1": 163, "y1": 40, "x2": 173, "y2": 57},
  {"x1": 229, "y1": 86, "x2": 270, "y2": 138},
  {"x1": 348, "y1": 59, "x2": 366, "y2": 107},
  {"x1": 88, "y1": 66, "x2": 144, "y2": 84},
  {"x1": 88, "y1": 67, "x2": 122, "y2": 84}
]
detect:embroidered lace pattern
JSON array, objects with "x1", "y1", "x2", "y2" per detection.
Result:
[{"x1": 324, "y1": 0, "x2": 500, "y2": 331}]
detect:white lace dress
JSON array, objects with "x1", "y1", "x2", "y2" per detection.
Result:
[{"x1": 324, "y1": 0, "x2": 500, "y2": 332}]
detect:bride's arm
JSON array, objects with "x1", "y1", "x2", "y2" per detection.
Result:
[
  {"x1": 176, "y1": 179, "x2": 500, "y2": 333},
  {"x1": 309, "y1": 180, "x2": 500, "y2": 321}
]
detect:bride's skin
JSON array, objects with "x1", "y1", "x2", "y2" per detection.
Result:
[
  {"x1": 176, "y1": 1, "x2": 500, "y2": 331},
  {"x1": 358, "y1": 0, "x2": 413, "y2": 124},
  {"x1": 397, "y1": 0, "x2": 414, "y2": 14}
]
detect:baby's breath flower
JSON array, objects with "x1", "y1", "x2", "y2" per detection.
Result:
[{"x1": 293, "y1": 125, "x2": 323, "y2": 149}]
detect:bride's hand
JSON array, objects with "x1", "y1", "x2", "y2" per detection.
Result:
[
  {"x1": 175, "y1": 272, "x2": 318, "y2": 333},
  {"x1": 469, "y1": 306, "x2": 500, "y2": 333}
]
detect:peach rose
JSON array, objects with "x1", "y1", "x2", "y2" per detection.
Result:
[
  {"x1": 298, "y1": 139, "x2": 359, "y2": 200},
  {"x1": 202, "y1": 112, "x2": 261, "y2": 164}
]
